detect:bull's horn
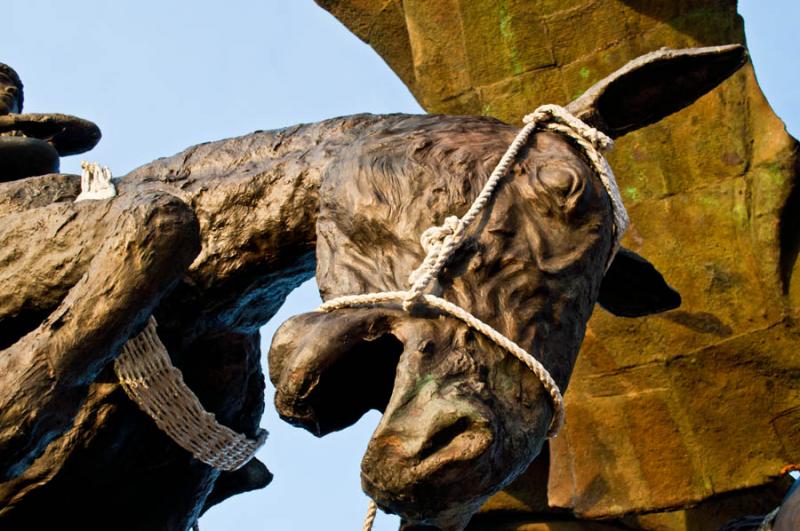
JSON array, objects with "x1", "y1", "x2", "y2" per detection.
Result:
[{"x1": 566, "y1": 44, "x2": 747, "y2": 138}]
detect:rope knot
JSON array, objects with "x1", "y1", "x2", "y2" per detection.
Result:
[
  {"x1": 76, "y1": 161, "x2": 116, "y2": 202},
  {"x1": 582, "y1": 126, "x2": 614, "y2": 152},
  {"x1": 420, "y1": 215, "x2": 460, "y2": 253},
  {"x1": 523, "y1": 104, "x2": 614, "y2": 152},
  {"x1": 405, "y1": 216, "x2": 462, "y2": 309}
]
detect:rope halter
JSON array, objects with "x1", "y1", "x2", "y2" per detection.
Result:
[
  {"x1": 329, "y1": 104, "x2": 629, "y2": 531},
  {"x1": 321, "y1": 104, "x2": 628, "y2": 442}
]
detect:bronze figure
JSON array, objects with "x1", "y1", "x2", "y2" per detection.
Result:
[{"x1": 0, "y1": 63, "x2": 100, "y2": 181}]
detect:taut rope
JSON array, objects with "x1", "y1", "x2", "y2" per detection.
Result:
[
  {"x1": 361, "y1": 499, "x2": 378, "y2": 531},
  {"x1": 317, "y1": 105, "x2": 628, "y2": 530}
]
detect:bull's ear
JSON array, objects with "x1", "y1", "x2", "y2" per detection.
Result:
[
  {"x1": 597, "y1": 248, "x2": 681, "y2": 317},
  {"x1": 566, "y1": 44, "x2": 747, "y2": 138}
]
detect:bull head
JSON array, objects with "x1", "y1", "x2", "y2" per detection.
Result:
[{"x1": 268, "y1": 45, "x2": 746, "y2": 529}]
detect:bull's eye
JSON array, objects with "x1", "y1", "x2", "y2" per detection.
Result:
[{"x1": 537, "y1": 164, "x2": 582, "y2": 200}]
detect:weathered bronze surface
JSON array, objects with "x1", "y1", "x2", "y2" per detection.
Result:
[
  {"x1": 0, "y1": 45, "x2": 742, "y2": 530},
  {"x1": 314, "y1": 1, "x2": 800, "y2": 527},
  {"x1": 0, "y1": 63, "x2": 100, "y2": 181}
]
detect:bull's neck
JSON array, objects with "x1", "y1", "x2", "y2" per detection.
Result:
[{"x1": 121, "y1": 113, "x2": 397, "y2": 335}]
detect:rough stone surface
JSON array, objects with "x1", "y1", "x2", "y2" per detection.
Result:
[{"x1": 315, "y1": 0, "x2": 800, "y2": 526}]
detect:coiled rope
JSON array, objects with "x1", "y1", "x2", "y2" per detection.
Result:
[{"x1": 318, "y1": 105, "x2": 629, "y2": 530}]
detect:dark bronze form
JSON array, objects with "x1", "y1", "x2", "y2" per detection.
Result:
[
  {"x1": 0, "y1": 63, "x2": 101, "y2": 181},
  {"x1": 0, "y1": 46, "x2": 743, "y2": 530},
  {"x1": 721, "y1": 479, "x2": 800, "y2": 531}
]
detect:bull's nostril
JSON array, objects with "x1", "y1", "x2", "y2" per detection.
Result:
[
  {"x1": 418, "y1": 339, "x2": 435, "y2": 354},
  {"x1": 418, "y1": 416, "x2": 472, "y2": 460}
]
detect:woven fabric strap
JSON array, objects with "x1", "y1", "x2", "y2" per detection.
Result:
[
  {"x1": 115, "y1": 317, "x2": 267, "y2": 471},
  {"x1": 345, "y1": 104, "x2": 628, "y2": 531}
]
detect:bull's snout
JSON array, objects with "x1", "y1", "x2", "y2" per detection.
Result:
[
  {"x1": 268, "y1": 310, "x2": 550, "y2": 530},
  {"x1": 364, "y1": 397, "x2": 493, "y2": 477},
  {"x1": 362, "y1": 395, "x2": 495, "y2": 528},
  {"x1": 356, "y1": 321, "x2": 508, "y2": 529}
]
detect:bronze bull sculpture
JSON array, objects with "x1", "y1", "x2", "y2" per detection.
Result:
[
  {"x1": 0, "y1": 45, "x2": 744, "y2": 530},
  {"x1": 268, "y1": 45, "x2": 745, "y2": 529}
]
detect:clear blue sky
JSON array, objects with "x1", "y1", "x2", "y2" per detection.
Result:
[{"x1": 2, "y1": 2, "x2": 797, "y2": 530}]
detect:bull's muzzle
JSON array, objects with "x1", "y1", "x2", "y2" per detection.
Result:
[{"x1": 268, "y1": 308, "x2": 552, "y2": 529}]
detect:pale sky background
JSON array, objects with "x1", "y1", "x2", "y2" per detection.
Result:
[{"x1": 2, "y1": 2, "x2": 798, "y2": 530}]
